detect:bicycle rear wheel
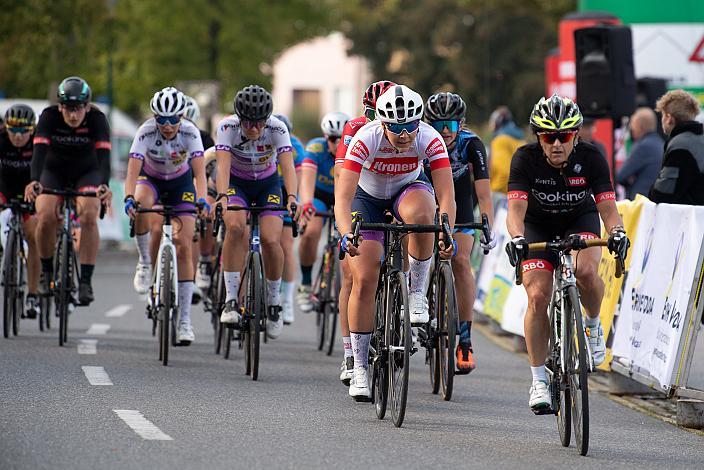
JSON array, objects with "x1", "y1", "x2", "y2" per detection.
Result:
[
  {"x1": 427, "y1": 267, "x2": 440, "y2": 394},
  {"x1": 387, "y1": 270, "x2": 410, "y2": 427},
  {"x1": 2, "y1": 230, "x2": 16, "y2": 338},
  {"x1": 372, "y1": 286, "x2": 387, "y2": 419},
  {"x1": 437, "y1": 262, "x2": 456, "y2": 401},
  {"x1": 158, "y1": 249, "x2": 173, "y2": 366},
  {"x1": 566, "y1": 286, "x2": 589, "y2": 456},
  {"x1": 56, "y1": 232, "x2": 71, "y2": 346},
  {"x1": 314, "y1": 257, "x2": 326, "y2": 351}
]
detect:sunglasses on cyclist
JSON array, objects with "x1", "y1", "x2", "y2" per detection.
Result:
[
  {"x1": 7, "y1": 126, "x2": 33, "y2": 134},
  {"x1": 364, "y1": 107, "x2": 376, "y2": 121},
  {"x1": 241, "y1": 119, "x2": 267, "y2": 129},
  {"x1": 384, "y1": 120, "x2": 420, "y2": 135},
  {"x1": 155, "y1": 115, "x2": 181, "y2": 126},
  {"x1": 537, "y1": 130, "x2": 578, "y2": 144},
  {"x1": 430, "y1": 120, "x2": 460, "y2": 132},
  {"x1": 61, "y1": 103, "x2": 86, "y2": 113}
]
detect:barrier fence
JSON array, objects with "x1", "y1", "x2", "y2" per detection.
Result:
[{"x1": 474, "y1": 194, "x2": 704, "y2": 399}]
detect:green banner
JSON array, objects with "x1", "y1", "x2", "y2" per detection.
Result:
[{"x1": 579, "y1": 0, "x2": 704, "y2": 23}]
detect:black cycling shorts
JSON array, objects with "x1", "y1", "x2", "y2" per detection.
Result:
[
  {"x1": 137, "y1": 168, "x2": 197, "y2": 216},
  {"x1": 40, "y1": 167, "x2": 101, "y2": 192},
  {"x1": 227, "y1": 172, "x2": 284, "y2": 219},
  {"x1": 522, "y1": 210, "x2": 600, "y2": 273}
]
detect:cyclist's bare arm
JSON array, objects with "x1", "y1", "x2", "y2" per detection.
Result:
[
  {"x1": 506, "y1": 198, "x2": 528, "y2": 238},
  {"x1": 475, "y1": 178, "x2": 494, "y2": 228},
  {"x1": 334, "y1": 168, "x2": 360, "y2": 239},
  {"x1": 191, "y1": 155, "x2": 207, "y2": 202},
  {"x1": 215, "y1": 149, "x2": 230, "y2": 201},
  {"x1": 596, "y1": 199, "x2": 624, "y2": 233},
  {"x1": 124, "y1": 156, "x2": 143, "y2": 199},
  {"x1": 430, "y1": 165, "x2": 457, "y2": 229},
  {"x1": 299, "y1": 161, "x2": 317, "y2": 208},
  {"x1": 278, "y1": 151, "x2": 298, "y2": 210}
]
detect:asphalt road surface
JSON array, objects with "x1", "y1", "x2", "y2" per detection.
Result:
[{"x1": 1, "y1": 251, "x2": 703, "y2": 470}]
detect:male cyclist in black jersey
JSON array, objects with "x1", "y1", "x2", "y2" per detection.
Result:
[
  {"x1": 25, "y1": 76, "x2": 112, "y2": 306},
  {"x1": 423, "y1": 92, "x2": 495, "y2": 373},
  {"x1": 504, "y1": 94, "x2": 629, "y2": 412}
]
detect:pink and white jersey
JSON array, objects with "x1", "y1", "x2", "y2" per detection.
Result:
[
  {"x1": 215, "y1": 115, "x2": 293, "y2": 180},
  {"x1": 343, "y1": 121, "x2": 450, "y2": 199},
  {"x1": 129, "y1": 118, "x2": 204, "y2": 181}
]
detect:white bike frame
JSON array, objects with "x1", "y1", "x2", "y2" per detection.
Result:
[{"x1": 152, "y1": 223, "x2": 179, "y2": 318}]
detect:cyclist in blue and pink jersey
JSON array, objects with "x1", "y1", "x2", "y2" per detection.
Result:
[
  {"x1": 124, "y1": 87, "x2": 207, "y2": 345},
  {"x1": 335, "y1": 85, "x2": 456, "y2": 400},
  {"x1": 296, "y1": 111, "x2": 349, "y2": 313},
  {"x1": 214, "y1": 85, "x2": 297, "y2": 340}
]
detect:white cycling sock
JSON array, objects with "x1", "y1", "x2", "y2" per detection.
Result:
[
  {"x1": 266, "y1": 278, "x2": 282, "y2": 306},
  {"x1": 282, "y1": 280, "x2": 296, "y2": 305},
  {"x1": 178, "y1": 281, "x2": 194, "y2": 324},
  {"x1": 136, "y1": 232, "x2": 151, "y2": 264},
  {"x1": 224, "y1": 271, "x2": 241, "y2": 302},
  {"x1": 531, "y1": 365, "x2": 547, "y2": 383},
  {"x1": 351, "y1": 332, "x2": 371, "y2": 370},
  {"x1": 584, "y1": 315, "x2": 600, "y2": 329},
  {"x1": 408, "y1": 256, "x2": 431, "y2": 294},
  {"x1": 343, "y1": 336, "x2": 353, "y2": 358}
]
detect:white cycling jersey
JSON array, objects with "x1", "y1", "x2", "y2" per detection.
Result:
[
  {"x1": 129, "y1": 118, "x2": 204, "y2": 180},
  {"x1": 343, "y1": 120, "x2": 450, "y2": 199},
  {"x1": 215, "y1": 115, "x2": 292, "y2": 180}
]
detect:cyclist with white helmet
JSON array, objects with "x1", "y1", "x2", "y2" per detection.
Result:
[
  {"x1": 423, "y1": 92, "x2": 495, "y2": 374},
  {"x1": 124, "y1": 86, "x2": 207, "y2": 344},
  {"x1": 335, "y1": 84, "x2": 456, "y2": 400},
  {"x1": 296, "y1": 111, "x2": 349, "y2": 313},
  {"x1": 505, "y1": 94, "x2": 629, "y2": 412},
  {"x1": 214, "y1": 85, "x2": 297, "y2": 340}
]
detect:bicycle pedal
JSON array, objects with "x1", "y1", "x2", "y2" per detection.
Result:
[
  {"x1": 410, "y1": 347, "x2": 418, "y2": 356},
  {"x1": 177, "y1": 340, "x2": 192, "y2": 347},
  {"x1": 352, "y1": 395, "x2": 372, "y2": 403},
  {"x1": 454, "y1": 368, "x2": 472, "y2": 376},
  {"x1": 531, "y1": 405, "x2": 554, "y2": 416}
]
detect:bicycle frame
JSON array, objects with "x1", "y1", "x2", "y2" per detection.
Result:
[{"x1": 152, "y1": 222, "x2": 179, "y2": 314}]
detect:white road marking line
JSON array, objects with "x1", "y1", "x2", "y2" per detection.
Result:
[
  {"x1": 81, "y1": 366, "x2": 113, "y2": 385},
  {"x1": 113, "y1": 410, "x2": 173, "y2": 441},
  {"x1": 105, "y1": 304, "x2": 132, "y2": 318},
  {"x1": 77, "y1": 339, "x2": 98, "y2": 355},
  {"x1": 86, "y1": 323, "x2": 111, "y2": 335}
]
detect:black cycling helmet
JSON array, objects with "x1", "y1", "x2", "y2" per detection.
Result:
[
  {"x1": 424, "y1": 92, "x2": 466, "y2": 122},
  {"x1": 530, "y1": 94, "x2": 583, "y2": 132},
  {"x1": 274, "y1": 114, "x2": 293, "y2": 133},
  {"x1": 234, "y1": 85, "x2": 273, "y2": 121},
  {"x1": 57, "y1": 76, "x2": 92, "y2": 105},
  {"x1": 4, "y1": 104, "x2": 36, "y2": 127}
]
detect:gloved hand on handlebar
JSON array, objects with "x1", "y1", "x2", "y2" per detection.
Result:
[
  {"x1": 124, "y1": 196, "x2": 137, "y2": 217},
  {"x1": 481, "y1": 230, "x2": 497, "y2": 251},
  {"x1": 196, "y1": 197, "x2": 211, "y2": 216},
  {"x1": 506, "y1": 235, "x2": 528, "y2": 267},
  {"x1": 607, "y1": 226, "x2": 630, "y2": 261}
]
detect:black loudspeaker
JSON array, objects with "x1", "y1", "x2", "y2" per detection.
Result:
[
  {"x1": 636, "y1": 77, "x2": 668, "y2": 108},
  {"x1": 575, "y1": 25, "x2": 636, "y2": 118}
]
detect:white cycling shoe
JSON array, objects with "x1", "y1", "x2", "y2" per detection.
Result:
[
  {"x1": 282, "y1": 301, "x2": 295, "y2": 325},
  {"x1": 195, "y1": 261, "x2": 211, "y2": 290},
  {"x1": 178, "y1": 322, "x2": 195, "y2": 344},
  {"x1": 586, "y1": 322, "x2": 606, "y2": 367},
  {"x1": 409, "y1": 291, "x2": 429, "y2": 324},
  {"x1": 133, "y1": 262, "x2": 152, "y2": 295},
  {"x1": 297, "y1": 285, "x2": 314, "y2": 313},
  {"x1": 529, "y1": 381, "x2": 551, "y2": 412},
  {"x1": 348, "y1": 367, "x2": 371, "y2": 402},
  {"x1": 220, "y1": 300, "x2": 241, "y2": 324},
  {"x1": 339, "y1": 356, "x2": 354, "y2": 386},
  {"x1": 266, "y1": 306, "x2": 284, "y2": 339}
]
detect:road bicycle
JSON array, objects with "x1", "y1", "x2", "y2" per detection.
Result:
[
  {"x1": 1, "y1": 199, "x2": 33, "y2": 338},
  {"x1": 309, "y1": 210, "x2": 339, "y2": 356},
  {"x1": 513, "y1": 235, "x2": 623, "y2": 456}
]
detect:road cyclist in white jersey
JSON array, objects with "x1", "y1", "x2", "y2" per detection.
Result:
[
  {"x1": 335, "y1": 84, "x2": 456, "y2": 400},
  {"x1": 124, "y1": 86, "x2": 208, "y2": 344},
  {"x1": 214, "y1": 85, "x2": 298, "y2": 340}
]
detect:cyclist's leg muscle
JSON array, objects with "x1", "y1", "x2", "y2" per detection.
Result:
[
  {"x1": 299, "y1": 215, "x2": 324, "y2": 266},
  {"x1": 22, "y1": 216, "x2": 40, "y2": 293},
  {"x1": 260, "y1": 215, "x2": 284, "y2": 280},
  {"x1": 339, "y1": 257, "x2": 352, "y2": 337},
  {"x1": 76, "y1": 195, "x2": 100, "y2": 265},
  {"x1": 395, "y1": 185, "x2": 435, "y2": 260},
  {"x1": 522, "y1": 269, "x2": 553, "y2": 367},
  {"x1": 347, "y1": 240, "x2": 383, "y2": 332},
  {"x1": 35, "y1": 194, "x2": 60, "y2": 259},
  {"x1": 452, "y1": 232, "x2": 476, "y2": 322},
  {"x1": 222, "y1": 209, "x2": 247, "y2": 272},
  {"x1": 173, "y1": 215, "x2": 196, "y2": 280}
]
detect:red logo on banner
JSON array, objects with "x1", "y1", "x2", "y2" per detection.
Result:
[{"x1": 689, "y1": 37, "x2": 704, "y2": 63}]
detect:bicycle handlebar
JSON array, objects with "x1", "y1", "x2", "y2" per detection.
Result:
[
  {"x1": 0, "y1": 200, "x2": 35, "y2": 213},
  {"x1": 129, "y1": 206, "x2": 201, "y2": 238},
  {"x1": 211, "y1": 203, "x2": 298, "y2": 238},
  {"x1": 39, "y1": 186, "x2": 107, "y2": 220},
  {"x1": 454, "y1": 212, "x2": 491, "y2": 255}
]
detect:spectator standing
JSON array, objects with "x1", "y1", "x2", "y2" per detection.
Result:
[
  {"x1": 616, "y1": 108, "x2": 664, "y2": 200},
  {"x1": 489, "y1": 106, "x2": 525, "y2": 194},
  {"x1": 650, "y1": 90, "x2": 704, "y2": 205},
  {"x1": 578, "y1": 118, "x2": 608, "y2": 159}
]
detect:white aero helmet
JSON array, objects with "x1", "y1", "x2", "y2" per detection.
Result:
[
  {"x1": 375, "y1": 85, "x2": 424, "y2": 124},
  {"x1": 183, "y1": 95, "x2": 201, "y2": 122},
  {"x1": 150, "y1": 87, "x2": 186, "y2": 117},
  {"x1": 320, "y1": 111, "x2": 350, "y2": 137}
]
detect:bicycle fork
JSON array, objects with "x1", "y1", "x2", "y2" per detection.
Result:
[{"x1": 153, "y1": 224, "x2": 179, "y2": 317}]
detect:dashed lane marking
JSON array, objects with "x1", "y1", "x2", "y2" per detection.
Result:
[
  {"x1": 81, "y1": 366, "x2": 113, "y2": 385},
  {"x1": 86, "y1": 323, "x2": 111, "y2": 335},
  {"x1": 113, "y1": 410, "x2": 173, "y2": 440},
  {"x1": 105, "y1": 304, "x2": 132, "y2": 318},
  {"x1": 77, "y1": 339, "x2": 98, "y2": 355}
]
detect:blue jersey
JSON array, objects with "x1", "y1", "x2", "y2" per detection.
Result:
[
  {"x1": 279, "y1": 134, "x2": 306, "y2": 185},
  {"x1": 302, "y1": 137, "x2": 335, "y2": 194},
  {"x1": 424, "y1": 129, "x2": 489, "y2": 182}
]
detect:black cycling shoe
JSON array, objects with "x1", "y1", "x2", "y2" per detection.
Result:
[
  {"x1": 78, "y1": 282, "x2": 94, "y2": 306},
  {"x1": 25, "y1": 294, "x2": 39, "y2": 319},
  {"x1": 38, "y1": 271, "x2": 52, "y2": 296}
]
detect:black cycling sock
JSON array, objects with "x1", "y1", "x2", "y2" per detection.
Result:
[
  {"x1": 459, "y1": 320, "x2": 472, "y2": 346},
  {"x1": 301, "y1": 265, "x2": 313, "y2": 285},
  {"x1": 41, "y1": 257, "x2": 53, "y2": 274},
  {"x1": 81, "y1": 264, "x2": 95, "y2": 284}
]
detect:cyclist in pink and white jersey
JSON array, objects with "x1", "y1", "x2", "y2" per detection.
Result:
[
  {"x1": 214, "y1": 85, "x2": 297, "y2": 340},
  {"x1": 335, "y1": 85, "x2": 456, "y2": 401}
]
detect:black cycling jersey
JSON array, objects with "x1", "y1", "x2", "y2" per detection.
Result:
[
  {"x1": 200, "y1": 129, "x2": 215, "y2": 150},
  {"x1": 0, "y1": 132, "x2": 33, "y2": 200},
  {"x1": 31, "y1": 105, "x2": 111, "y2": 185},
  {"x1": 508, "y1": 141, "x2": 614, "y2": 224}
]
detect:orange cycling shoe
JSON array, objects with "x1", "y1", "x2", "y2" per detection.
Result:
[{"x1": 455, "y1": 343, "x2": 476, "y2": 375}]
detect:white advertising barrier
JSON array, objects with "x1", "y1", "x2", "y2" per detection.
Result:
[
  {"x1": 475, "y1": 198, "x2": 508, "y2": 315},
  {"x1": 612, "y1": 202, "x2": 704, "y2": 391},
  {"x1": 501, "y1": 282, "x2": 527, "y2": 337}
]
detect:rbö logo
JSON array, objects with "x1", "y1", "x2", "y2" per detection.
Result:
[
  {"x1": 522, "y1": 260, "x2": 548, "y2": 272},
  {"x1": 567, "y1": 177, "x2": 586, "y2": 186}
]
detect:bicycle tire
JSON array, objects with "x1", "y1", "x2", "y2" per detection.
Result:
[
  {"x1": 40, "y1": 294, "x2": 51, "y2": 331},
  {"x1": 214, "y1": 268, "x2": 225, "y2": 355},
  {"x1": 427, "y1": 266, "x2": 440, "y2": 394},
  {"x1": 372, "y1": 286, "x2": 387, "y2": 419},
  {"x1": 158, "y1": 248, "x2": 173, "y2": 366},
  {"x1": 315, "y1": 256, "x2": 326, "y2": 351},
  {"x1": 224, "y1": 327, "x2": 233, "y2": 359},
  {"x1": 250, "y1": 253, "x2": 263, "y2": 381},
  {"x1": 388, "y1": 270, "x2": 410, "y2": 427},
  {"x1": 14, "y1": 233, "x2": 25, "y2": 337},
  {"x1": 437, "y1": 262, "x2": 456, "y2": 401},
  {"x1": 566, "y1": 286, "x2": 589, "y2": 456},
  {"x1": 549, "y1": 289, "x2": 571, "y2": 448},
  {"x1": 2, "y1": 229, "x2": 15, "y2": 338},
  {"x1": 57, "y1": 232, "x2": 71, "y2": 347},
  {"x1": 324, "y1": 253, "x2": 340, "y2": 356}
]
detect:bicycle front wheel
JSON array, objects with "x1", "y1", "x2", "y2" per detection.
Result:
[
  {"x1": 56, "y1": 232, "x2": 71, "y2": 346},
  {"x1": 387, "y1": 270, "x2": 410, "y2": 427},
  {"x1": 158, "y1": 249, "x2": 174, "y2": 366},
  {"x1": 243, "y1": 252, "x2": 263, "y2": 380},
  {"x1": 372, "y1": 286, "x2": 387, "y2": 419},
  {"x1": 566, "y1": 286, "x2": 589, "y2": 456},
  {"x1": 2, "y1": 229, "x2": 17, "y2": 338},
  {"x1": 437, "y1": 262, "x2": 456, "y2": 401}
]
